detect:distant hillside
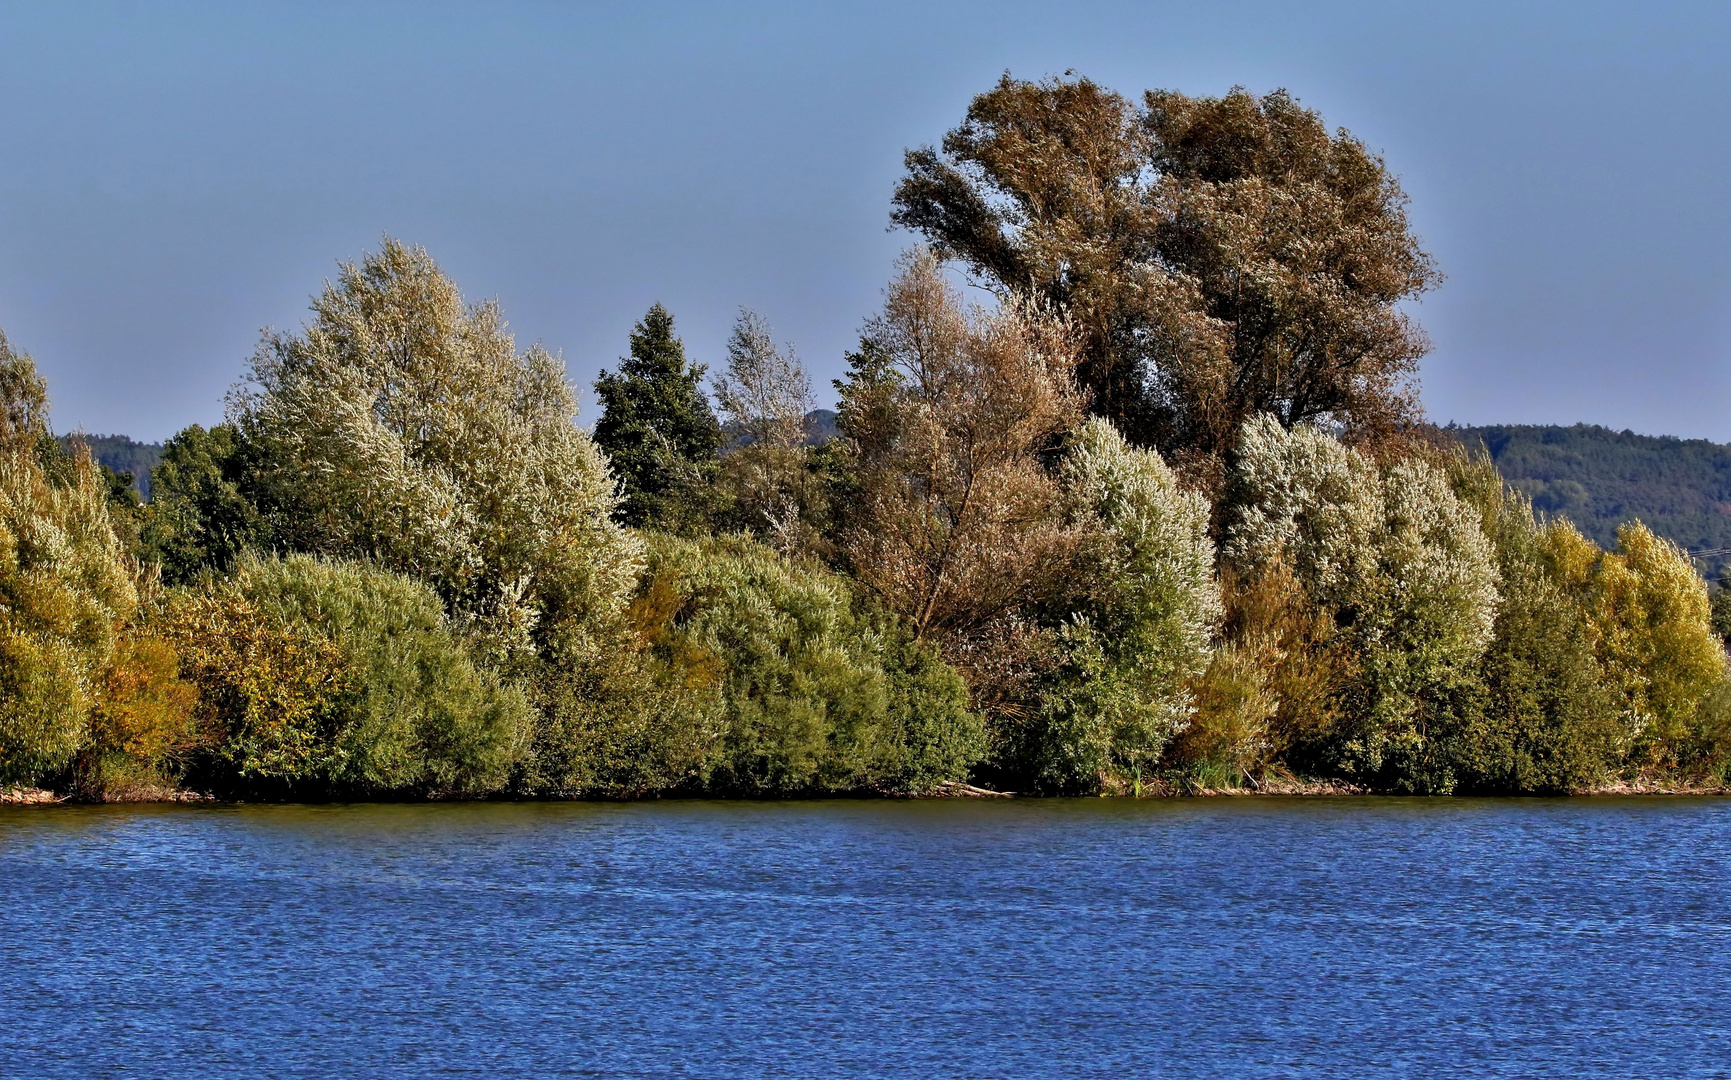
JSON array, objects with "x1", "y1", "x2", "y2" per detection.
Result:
[
  {"x1": 59, "y1": 434, "x2": 164, "y2": 499},
  {"x1": 720, "y1": 409, "x2": 840, "y2": 450},
  {"x1": 1450, "y1": 423, "x2": 1731, "y2": 579},
  {"x1": 804, "y1": 408, "x2": 838, "y2": 445}
]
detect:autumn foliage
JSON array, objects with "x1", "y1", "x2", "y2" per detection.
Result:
[{"x1": 4, "y1": 74, "x2": 1728, "y2": 798}]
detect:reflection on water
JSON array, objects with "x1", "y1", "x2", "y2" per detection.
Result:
[{"x1": 4, "y1": 797, "x2": 1729, "y2": 1078}]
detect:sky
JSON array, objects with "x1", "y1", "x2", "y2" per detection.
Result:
[{"x1": 1, "y1": 1, "x2": 1728, "y2": 443}]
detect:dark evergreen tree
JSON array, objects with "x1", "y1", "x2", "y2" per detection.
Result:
[{"x1": 592, "y1": 304, "x2": 724, "y2": 531}]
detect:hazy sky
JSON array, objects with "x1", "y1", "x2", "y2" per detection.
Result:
[{"x1": 2, "y1": 1, "x2": 1728, "y2": 442}]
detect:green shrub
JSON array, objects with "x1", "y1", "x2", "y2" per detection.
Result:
[
  {"x1": 1680, "y1": 679, "x2": 1731, "y2": 783},
  {"x1": 515, "y1": 614, "x2": 720, "y2": 798},
  {"x1": 1015, "y1": 419, "x2": 1220, "y2": 793},
  {"x1": 1426, "y1": 456, "x2": 1618, "y2": 794},
  {"x1": 163, "y1": 553, "x2": 530, "y2": 795},
  {"x1": 632, "y1": 533, "x2": 982, "y2": 795}
]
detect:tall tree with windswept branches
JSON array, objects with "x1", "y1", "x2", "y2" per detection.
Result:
[{"x1": 893, "y1": 74, "x2": 1437, "y2": 477}]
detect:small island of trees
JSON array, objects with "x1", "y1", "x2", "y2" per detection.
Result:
[{"x1": 3, "y1": 76, "x2": 1726, "y2": 802}]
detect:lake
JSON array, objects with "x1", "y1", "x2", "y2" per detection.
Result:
[{"x1": 4, "y1": 797, "x2": 1729, "y2": 1078}]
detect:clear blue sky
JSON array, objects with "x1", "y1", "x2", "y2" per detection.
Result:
[{"x1": 2, "y1": 1, "x2": 1728, "y2": 442}]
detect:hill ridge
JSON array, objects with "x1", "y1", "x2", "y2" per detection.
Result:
[{"x1": 1448, "y1": 422, "x2": 1731, "y2": 578}]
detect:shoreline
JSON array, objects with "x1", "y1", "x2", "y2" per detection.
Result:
[{"x1": 8, "y1": 779, "x2": 1729, "y2": 806}]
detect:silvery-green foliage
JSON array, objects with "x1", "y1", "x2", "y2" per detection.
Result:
[
  {"x1": 1066, "y1": 418, "x2": 1221, "y2": 656},
  {"x1": 1030, "y1": 418, "x2": 1220, "y2": 791},
  {"x1": 232, "y1": 240, "x2": 641, "y2": 662},
  {"x1": 1223, "y1": 415, "x2": 1384, "y2": 606},
  {"x1": 1224, "y1": 416, "x2": 1499, "y2": 782},
  {"x1": 1376, "y1": 458, "x2": 1501, "y2": 664}
]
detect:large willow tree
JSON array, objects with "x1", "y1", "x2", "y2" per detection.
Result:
[
  {"x1": 893, "y1": 75, "x2": 1437, "y2": 470},
  {"x1": 232, "y1": 239, "x2": 640, "y2": 663}
]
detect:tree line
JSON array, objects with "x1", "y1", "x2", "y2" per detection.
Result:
[{"x1": 3, "y1": 75, "x2": 1726, "y2": 800}]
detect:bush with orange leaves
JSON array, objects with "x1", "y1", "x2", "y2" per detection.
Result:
[{"x1": 75, "y1": 634, "x2": 201, "y2": 797}]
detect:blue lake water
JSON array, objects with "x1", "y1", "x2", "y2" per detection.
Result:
[{"x1": 4, "y1": 797, "x2": 1729, "y2": 1078}]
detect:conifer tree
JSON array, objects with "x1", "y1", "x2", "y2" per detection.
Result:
[{"x1": 593, "y1": 305, "x2": 724, "y2": 532}]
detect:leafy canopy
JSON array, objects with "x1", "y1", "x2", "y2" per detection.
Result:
[
  {"x1": 893, "y1": 75, "x2": 1435, "y2": 469},
  {"x1": 232, "y1": 238, "x2": 640, "y2": 661}
]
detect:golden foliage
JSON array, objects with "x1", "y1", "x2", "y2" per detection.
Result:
[
  {"x1": 1180, "y1": 561, "x2": 1349, "y2": 774},
  {"x1": 88, "y1": 635, "x2": 199, "y2": 765},
  {"x1": 157, "y1": 588, "x2": 352, "y2": 781},
  {"x1": 1539, "y1": 519, "x2": 1725, "y2": 764},
  {"x1": 73, "y1": 633, "x2": 201, "y2": 796}
]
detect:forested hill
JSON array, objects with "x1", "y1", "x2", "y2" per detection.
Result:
[
  {"x1": 1450, "y1": 424, "x2": 1731, "y2": 578},
  {"x1": 58, "y1": 434, "x2": 164, "y2": 498}
]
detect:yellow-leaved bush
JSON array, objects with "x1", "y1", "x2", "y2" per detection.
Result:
[
  {"x1": 1538, "y1": 519, "x2": 1725, "y2": 768},
  {"x1": 0, "y1": 335, "x2": 198, "y2": 792}
]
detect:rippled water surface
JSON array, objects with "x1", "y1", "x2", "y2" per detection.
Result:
[{"x1": 4, "y1": 797, "x2": 1730, "y2": 1078}]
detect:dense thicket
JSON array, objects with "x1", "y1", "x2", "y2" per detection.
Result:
[
  {"x1": 1019, "y1": 418, "x2": 1219, "y2": 792},
  {"x1": 1221, "y1": 418, "x2": 1501, "y2": 789},
  {"x1": 4, "y1": 75, "x2": 1729, "y2": 799}
]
